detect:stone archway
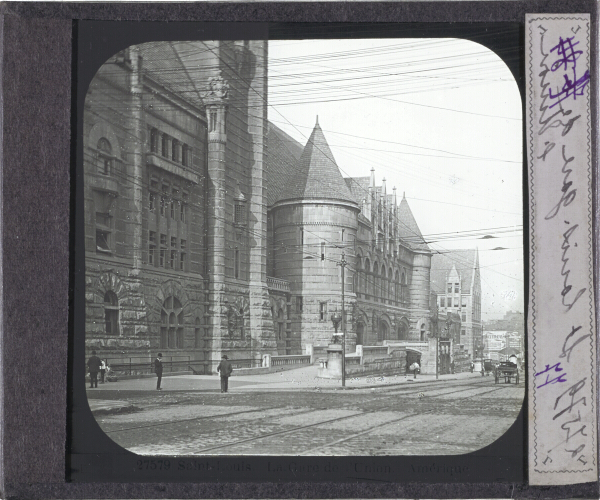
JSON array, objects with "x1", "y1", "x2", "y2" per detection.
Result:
[{"x1": 397, "y1": 316, "x2": 410, "y2": 340}]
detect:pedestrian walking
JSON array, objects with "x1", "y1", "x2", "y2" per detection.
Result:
[
  {"x1": 154, "y1": 353, "x2": 164, "y2": 391},
  {"x1": 451, "y1": 360, "x2": 455, "y2": 374},
  {"x1": 100, "y1": 359, "x2": 107, "y2": 384},
  {"x1": 217, "y1": 354, "x2": 233, "y2": 393},
  {"x1": 470, "y1": 362, "x2": 474, "y2": 373},
  {"x1": 409, "y1": 361, "x2": 420, "y2": 379},
  {"x1": 87, "y1": 350, "x2": 101, "y2": 388}
]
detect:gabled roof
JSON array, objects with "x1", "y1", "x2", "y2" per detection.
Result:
[
  {"x1": 430, "y1": 249, "x2": 479, "y2": 294},
  {"x1": 397, "y1": 197, "x2": 430, "y2": 252},
  {"x1": 275, "y1": 120, "x2": 357, "y2": 206},
  {"x1": 266, "y1": 122, "x2": 304, "y2": 206},
  {"x1": 345, "y1": 177, "x2": 370, "y2": 205}
]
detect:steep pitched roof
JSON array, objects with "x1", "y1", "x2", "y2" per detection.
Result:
[
  {"x1": 276, "y1": 120, "x2": 357, "y2": 206},
  {"x1": 345, "y1": 177, "x2": 370, "y2": 205},
  {"x1": 266, "y1": 122, "x2": 304, "y2": 206},
  {"x1": 397, "y1": 197, "x2": 430, "y2": 252},
  {"x1": 430, "y1": 250, "x2": 478, "y2": 294}
]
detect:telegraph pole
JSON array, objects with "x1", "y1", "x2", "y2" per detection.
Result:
[{"x1": 339, "y1": 252, "x2": 347, "y2": 387}]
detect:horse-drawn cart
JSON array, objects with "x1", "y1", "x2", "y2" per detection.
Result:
[{"x1": 494, "y1": 361, "x2": 519, "y2": 384}]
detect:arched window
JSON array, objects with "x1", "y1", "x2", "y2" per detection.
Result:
[
  {"x1": 378, "y1": 319, "x2": 388, "y2": 342},
  {"x1": 401, "y1": 271, "x2": 408, "y2": 306},
  {"x1": 380, "y1": 265, "x2": 387, "y2": 302},
  {"x1": 387, "y1": 267, "x2": 393, "y2": 303},
  {"x1": 420, "y1": 323, "x2": 426, "y2": 341},
  {"x1": 394, "y1": 270, "x2": 400, "y2": 304},
  {"x1": 398, "y1": 319, "x2": 409, "y2": 340},
  {"x1": 104, "y1": 291, "x2": 119, "y2": 335},
  {"x1": 161, "y1": 296, "x2": 184, "y2": 349},
  {"x1": 97, "y1": 138, "x2": 113, "y2": 175}
]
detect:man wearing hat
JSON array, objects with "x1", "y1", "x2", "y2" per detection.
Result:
[
  {"x1": 216, "y1": 354, "x2": 233, "y2": 393},
  {"x1": 154, "y1": 353, "x2": 164, "y2": 391}
]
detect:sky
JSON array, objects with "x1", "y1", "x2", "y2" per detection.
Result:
[{"x1": 267, "y1": 38, "x2": 524, "y2": 321}]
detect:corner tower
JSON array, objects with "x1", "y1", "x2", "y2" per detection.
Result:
[{"x1": 269, "y1": 118, "x2": 360, "y2": 350}]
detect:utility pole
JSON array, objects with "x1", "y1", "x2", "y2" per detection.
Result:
[{"x1": 338, "y1": 252, "x2": 347, "y2": 387}]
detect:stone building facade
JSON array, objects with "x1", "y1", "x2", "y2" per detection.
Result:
[
  {"x1": 84, "y1": 40, "x2": 436, "y2": 372},
  {"x1": 84, "y1": 41, "x2": 276, "y2": 373},
  {"x1": 430, "y1": 250, "x2": 483, "y2": 359}
]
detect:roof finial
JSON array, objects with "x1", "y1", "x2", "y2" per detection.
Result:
[
  {"x1": 403, "y1": 191, "x2": 406, "y2": 200},
  {"x1": 370, "y1": 168, "x2": 376, "y2": 188},
  {"x1": 316, "y1": 115, "x2": 319, "y2": 126}
]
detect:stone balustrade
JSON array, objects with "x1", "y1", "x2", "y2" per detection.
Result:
[{"x1": 267, "y1": 276, "x2": 291, "y2": 292}]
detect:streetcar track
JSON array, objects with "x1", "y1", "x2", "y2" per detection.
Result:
[
  {"x1": 186, "y1": 384, "x2": 511, "y2": 454},
  {"x1": 103, "y1": 379, "x2": 505, "y2": 434}
]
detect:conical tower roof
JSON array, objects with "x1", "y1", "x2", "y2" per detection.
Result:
[
  {"x1": 277, "y1": 119, "x2": 357, "y2": 206},
  {"x1": 397, "y1": 196, "x2": 430, "y2": 252}
]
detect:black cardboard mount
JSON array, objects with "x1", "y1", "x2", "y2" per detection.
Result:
[{"x1": 0, "y1": 2, "x2": 598, "y2": 498}]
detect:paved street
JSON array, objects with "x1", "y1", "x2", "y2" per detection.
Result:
[{"x1": 87, "y1": 367, "x2": 524, "y2": 456}]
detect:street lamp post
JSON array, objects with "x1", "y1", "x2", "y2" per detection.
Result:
[{"x1": 338, "y1": 252, "x2": 347, "y2": 387}]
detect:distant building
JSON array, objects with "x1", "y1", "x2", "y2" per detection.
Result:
[
  {"x1": 430, "y1": 250, "x2": 483, "y2": 359},
  {"x1": 483, "y1": 330, "x2": 523, "y2": 361}
]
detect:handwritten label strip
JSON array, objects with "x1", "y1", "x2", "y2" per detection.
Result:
[{"x1": 526, "y1": 14, "x2": 597, "y2": 486}]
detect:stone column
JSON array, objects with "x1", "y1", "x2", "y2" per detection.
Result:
[
  {"x1": 246, "y1": 41, "x2": 277, "y2": 358},
  {"x1": 124, "y1": 46, "x2": 148, "y2": 340},
  {"x1": 409, "y1": 251, "x2": 432, "y2": 334},
  {"x1": 204, "y1": 73, "x2": 230, "y2": 367},
  {"x1": 128, "y1": 46, "x2": 143, "y2": 272}
]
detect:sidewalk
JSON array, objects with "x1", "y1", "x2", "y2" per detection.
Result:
[{"x1": 86, "y1": 366, "x2": 487, "y2": 414}]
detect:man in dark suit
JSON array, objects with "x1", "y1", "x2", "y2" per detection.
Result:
[
  {"x1": 154, "y1": 353, "x2": 163, "y2": 391},
  {"x1": 216, "y1": 355, "x2": 233, "y2": 393},
  {"x1": 87, "y1": 350, "x2": 102, "y2": 388}
]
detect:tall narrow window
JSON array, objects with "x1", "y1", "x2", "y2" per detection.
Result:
[
  {"x1": 319, "y1": 302, "x2": 327, "y2": 320},
  {"x1": 104, "y1": 291, "x2": 119, "y2": 335},
  {"x1": 234, "y1": 248, "x2": 240, "y2": 279},
  {"x1": 160, "y1": 195, "x2": 166, "y2": 216},
  {"x1": 148, "y1": 231, "x2": 156, "y2": 265},
  {"x1": 296, "y1": 296, "x2": 303, "y2": 313},
  {"x1": 161, "y1": 134, "x2": 169, "y2": 157},
  {"x1": 160, "y1": 233, "x2": 167, "y2": 267},
  {"x1": 97, "y1": 138, "x2": 113, "y2": 176},
  {"x1": 161, "y1": 296, "x2": 184, "y2": 349},
  {"x1": 182, "y1": 144, "x2": 189, "y2": 167},
  {"x1": 440, "y1": 296, "x2": 445, "y2": 307},
  {"x1": 180, "y1": 239, "x2": 186, "y2": 271},
  {"x1": 209, "y1": 111, "x2": 217, "y2": 132},
  {"x1": 321, "y1": 242, "x2": 325, "y2": 261},
  {"x1": 170, "y1": 200, "x2": 175, "y2": 220},
  {"x1": 149, "y1": 192, "x2": 155, "y2": 212},
  {"x1": 194, "y1": 316, "x2": 202, "y2": 348},
  {"x1": 150, "y1": 128, "x2": 159, "y2": 153},
  {"x1": 234, "y1": 203, "x2": 246, "y2": 226},
  {"x1": 300, "y1": 227, "x2": 304, "y2": 246},
  {"x1": 180, "y1": 203, "x2": 186, "y2": 223},
  {"x1": 172, "y1": 139, "x2": 179, "y2": 163},
  {"x1": 95, "y1": 191, "x2": 113, "y2": 254}
]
